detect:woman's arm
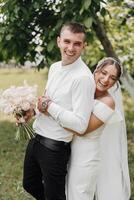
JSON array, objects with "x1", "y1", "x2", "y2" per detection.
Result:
[
  {"x1": 65, "y1": 96, "x2": 115, "y2": 136},
  {"x1": 64, "y1": 113, "x2": 104, "y2": 136}
]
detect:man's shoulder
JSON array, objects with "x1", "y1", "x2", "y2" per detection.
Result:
[
  {"x1": 74, "y1": 60, "x2": 94, "y2": 82},
  {"x1": 49, "y1": 61, "x2": 61, "y2": 73},
  {"x1": 50, "y1": 61, "x2": 61, "y2": 68},
  {"x1": 72, "y1": 71, "x2": 95, "y2": 90},
  {"x1": 77, "y1": 59, "x2": 92, "y2": 73}
]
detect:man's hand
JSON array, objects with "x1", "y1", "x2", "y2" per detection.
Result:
[
  {"x1": 37, "y1": 95, "x2": 52, "y2": 116},
  {"x1": 37, "y1": 96, "x2": 43, "y2": 113}
]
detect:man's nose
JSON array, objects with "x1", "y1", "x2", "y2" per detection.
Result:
[{"x1": 68, "y1": 43, "x2": 74, "y2": 51}]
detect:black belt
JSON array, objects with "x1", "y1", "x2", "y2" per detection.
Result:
[{"x1": 35, "y1": 134, "x2": 71, "y2": 151}]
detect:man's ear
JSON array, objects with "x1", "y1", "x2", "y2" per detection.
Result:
[
  {"x1": 83, "y1": 42, "x2": 87, "y2": 49},
  {"x1": 57, "y1": 36, "x2": 60, "y2": 48},
  {"x1": 81, "y1": 42, "x2": 87, "y2": 55}
]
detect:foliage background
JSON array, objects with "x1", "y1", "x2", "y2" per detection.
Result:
[{"x1": 0, "y1": 0, "x2": 133, "y2": 73}]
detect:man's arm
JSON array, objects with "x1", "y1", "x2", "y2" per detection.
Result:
[
  {"x1": 47, "y1": 76, "x2": 95, "y2": 134},
  {"x1": 63, "y1": 97, "x2": 115, "y2": 136}
]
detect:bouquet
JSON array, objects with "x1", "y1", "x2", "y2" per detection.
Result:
[{"x1": 0, "y1": 81, "x2": 37, "y2": 140}]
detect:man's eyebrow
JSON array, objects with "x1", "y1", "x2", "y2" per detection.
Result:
[
  {"x1": 63, "y1": 39, "x2": 70, "y2": 41},
  {"x1": 74, "y1": 41, "x2": 82, "y2": 44}
]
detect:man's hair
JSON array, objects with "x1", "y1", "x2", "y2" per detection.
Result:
[{"x1": 60, "y1": 22, "x2": 86, "y2": 41}]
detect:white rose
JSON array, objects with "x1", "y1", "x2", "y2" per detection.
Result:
[{"x1": 21, "y1": 102, "x2": 30, "y2": 111}]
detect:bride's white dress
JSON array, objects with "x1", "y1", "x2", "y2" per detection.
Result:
[
  {"x1": 95, "y1": 87, "x2": 131, "y2": 200},
  {"x1": 67, "y1": 99, "x2": 123, "y2": 200}
]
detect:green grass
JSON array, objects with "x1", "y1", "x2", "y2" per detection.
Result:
[
  {"x1": 0, "y1": 68, "x2": 46, "y2": 199},
  {"x1": 0, "y1": 121, "x2": 33, "y2": 200},
  {"x1": 123, "y1": 93, "x2": 134, "y2": 200},
  {"x1": 0, "y1": 68, "x2": 134, "y2": 199}
]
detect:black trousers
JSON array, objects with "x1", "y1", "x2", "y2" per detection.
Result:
[{"x1": 23, "y1": 135, "x2": 71, "y2": 200}]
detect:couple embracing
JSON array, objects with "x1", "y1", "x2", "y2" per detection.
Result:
[{"x1": 22, "y1": 22, "x2": 130, "y2": 200}]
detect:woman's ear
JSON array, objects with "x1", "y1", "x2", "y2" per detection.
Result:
[{"x1": 83, "y1": 41, "x2": 87, "y2": 48}]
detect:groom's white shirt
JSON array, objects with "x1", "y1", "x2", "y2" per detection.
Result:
[{"x1": 33, "y1": 57, "x2": 95, "y2": 142}]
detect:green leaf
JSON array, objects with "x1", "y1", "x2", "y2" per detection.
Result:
[
  {"x1": 47, "y1": 40, "x2": 55, "y2": 52},
  {"x1": 101, "y1": 0, "x2": 107, "y2": 4},
  {"x1": 79, "y1": 7, "x2": 84, "y2": 15},
  {"x1": 61, "y1": 11, "x2": 66, "y2": 18},
  {"x1": 83, "y1": 17, "x2": 92, "y2": 28},
  {"x1": 83, "y1": 0, "x2": 91, "y2": 10},
  {"x1": 5, "y1": 34, "x2": 12, "y2": 41},
  {"x1": 100, "y1": 7, "x2": 107, "y2": 17},
  {"x1": 55, "y1": 20, "x2": 63, "y2": 30},
  {"x1": 14, "y1": 6, "x2": 20, "y2": 15},
  {"x1": 33, "y1": 2, "x2": 40, "y2": 9}
]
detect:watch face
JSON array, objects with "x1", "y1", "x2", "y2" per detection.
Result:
[{"x1": 42, "y1": 101, "x2": 47, "y2": 112}]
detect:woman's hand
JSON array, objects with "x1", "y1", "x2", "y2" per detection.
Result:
[
  {"x1": 15, "y1": 107, "x2": 35, "y2": 125},
  {"x1": 23, "y1": 108, "x2": 35, "y2": 122}
]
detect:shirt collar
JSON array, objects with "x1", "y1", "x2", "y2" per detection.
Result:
[{"x1": 60, "y1": 57, "x2": 82, "y2": 70}]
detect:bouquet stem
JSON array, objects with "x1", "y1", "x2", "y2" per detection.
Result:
[{"x1": 15, "y1": 122, "x2": 36, "y2": 141}]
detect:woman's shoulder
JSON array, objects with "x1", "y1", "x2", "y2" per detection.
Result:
[{"x1": 96, "y1": 94, "x2": 115, "y2": 110}]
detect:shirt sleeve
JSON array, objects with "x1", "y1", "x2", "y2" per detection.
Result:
[{"x1": 48, "y1": 76, "x2": 95, "y2": 134}]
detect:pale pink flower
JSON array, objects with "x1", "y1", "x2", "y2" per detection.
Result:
[{"x1": 0, "y1": 81, "x2": 38, "y2": 140}]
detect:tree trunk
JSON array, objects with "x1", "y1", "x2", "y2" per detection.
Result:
[{"x1": 92, "y1": 14, "x2": 134, "y2": 99}]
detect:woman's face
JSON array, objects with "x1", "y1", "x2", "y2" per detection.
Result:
[{"x1": 94, "y1": 64, "x2": 118, "y2": 92}]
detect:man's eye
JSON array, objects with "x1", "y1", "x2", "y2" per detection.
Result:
[
  {"x1": 74, "y1": 43, "x2": 81, "y2": 46},
  {"x1": 64, "y1": 40, "x2": 70, "y2": 44}
]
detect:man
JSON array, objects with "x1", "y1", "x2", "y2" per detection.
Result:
[{"x1": 23, "y1": 22, "x2": 95, "y2": 200}]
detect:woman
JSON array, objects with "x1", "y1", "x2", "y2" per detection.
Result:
[
  {"x1": 65, "y1": 57, "x2": 130, "y2": 200},
  {"x1": 95, "y1": 81, "x2": 131, "y2": 200}
]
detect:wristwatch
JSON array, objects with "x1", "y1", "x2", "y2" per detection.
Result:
[{"x1": 42, "y1": 98, "x2": 51, "y2": 112}]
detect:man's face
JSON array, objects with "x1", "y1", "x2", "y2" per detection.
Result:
[{"x1": 57, "y1": 29, "x2": 85, "y2": 66}]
